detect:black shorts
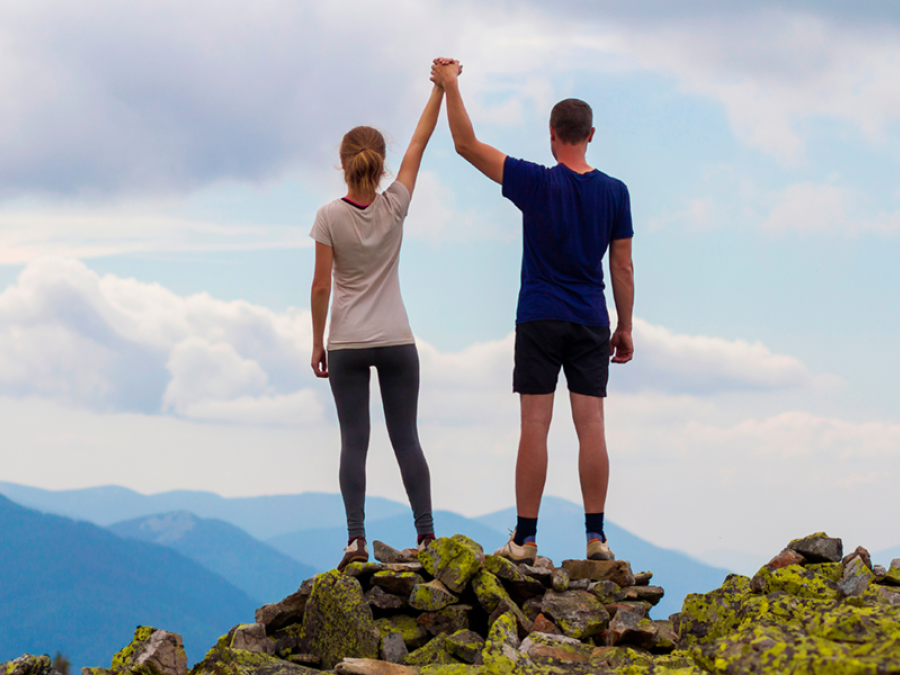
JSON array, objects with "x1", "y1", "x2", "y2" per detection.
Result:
[{"x1": 513, "y1": 320, "x2": 611, "y2": 397}]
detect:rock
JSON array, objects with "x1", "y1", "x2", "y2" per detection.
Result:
[
  {"x1": 470, "y1": 569, "x2": 510, "y2": 614},
  {"x1": 623, "y1": 585, "x2": 665, "y2": 606},
  {"x1": 838, "y1": 556, "x2": 875, "y2": 597},
  {"x1": 874, "y1": 564, "x2": 886, "y2": 580},
  {"x1": 605, "y1": 601, "x2": 648, "y2": 619},
  {"x1": 787, "y1": 532, "x2": 843, "y2": 563},
  {"x1": 551, "y1": 567, "x2": 570, "y2": 592},
  {"x1": 568, "y1": 578, "x2": 590, "y2": 591},
  {"x1": 335, "y1": 658, "x2": 418, "y2": 675},
  {"x1": 676, "y1": 574, "x2": 752, "y2": 646},
  {"x1": 520, "y1": 564, "x2": 553, "y2": 586},
  {"x1": 487, "y1": 596, "x2": 533, "y2": 640},
  {"x1": 521, "y1": 596, "x2": 545, "y2": 622},
  {"x1": 5, "y1": 655, "x2": 57, "y2": 675},
  {"x1": 191, "y1": 635, "x2": 319, "y2": 675},
  {"x1": 765, "y1": 548, "x2": 807, "y2": 570},
  {"x1": 483, "y1": 554, "x2": 545, "y2": 601},
  {"x1": 227, "y1": 623, "x2": 274, "y2": 655},
  {"x1": 481, "y1": 611, "x2": 520, "y2": 668},
  {"x1": 373, "y1": 541, "x2": 417, "y2": 564},
  {"x1": 375, "y1": 615, "x2": 430, "y2": 650},
  {"x1": 608, "y1": 608, "x2": 657, "y2": 649},
  {"x1": 404, "y1": 634, "x2": 456, "y2": 666},
  {"x1": 589, "y1": 579, "x2": 626, "y2": 604},
  {"x1": 409, "y1": 579, "x2": 458, "y2": 611},
  {"x1": 534, "y1": 556, "x2": 554, "y2": 569},
  {"x1": 880, "y1": 566, "x2": 900, "y2": 586},
  {"x1": 632, "y1": 571, "x2": 653, "y2": 586},
  {"x1": 541, "y1": 589, "x2": 609, "y2": 640},
  {"x1": 104, "y1": 626, "x2": 187, "y2": 675},
  {"x1": 445, "y1": 629, "x2": 485, "y2": 664},
  {"x1": 842, "y1": 545, "x2": 873, "y2": 570},
  {"x1": 751, "y1": 564, "x2": 839, "y2": 599},
  {"x1": 302, "y1": 569, "x2": 380, "y2": 669},
  {"x1": 366, "y1": 586, "x2": 408, "y2": 611},
  {"x1": 256, "y1": 577, "x2": 314, "y2": 633},
  {"x1": 417, "y1": 604, "x2": 471, "y2": 636},
  {"x1": 561, "y1": 559, "x2": 635, "y2": 586},
  {"x1": 417, "y1": 534, "x2": 484, "y2": 594},
  {"x1": 381, "y1": 562, "x2": 424, "y2": 574},
  {"x1": 518, "y1": 632, "x2": 594, "y2": 664},
  {"x1": 531, "y1": 613, "x2": 561, "y2": 634},
  {"x1": 344, "y1": 562, "x2": 385, "y2": 578},
  {"x1": 371, "y1": 571, "x2": 425, "y2": 597},
  {"x1": 653, "y1": 620, "x2": 679, "y2": 652},
  {"x1": 273, "y1": 637, "x2": 320, "y2": 668},
  {"x1": 380, "y1": 633, "x2": 408, "y2": 664},
  {"x1": 876, "y1": 586, "x2": 900, "y2": 606}
]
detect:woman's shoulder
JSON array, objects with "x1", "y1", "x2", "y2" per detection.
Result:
[{"x1": 378, "y1": 181, "x2": 411, "y2": 217}]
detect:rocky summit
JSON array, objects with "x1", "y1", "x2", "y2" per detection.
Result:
[{"x1": 5, "y1": 532, "x2": 900, "y2": 674}]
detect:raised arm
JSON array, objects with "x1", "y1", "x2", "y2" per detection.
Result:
[
  {"x1": 431, "y1": 60, "x2": 506, "y2": 184},
  {"x1": 310, "y1": 241, "x2": 333, "y2": 377},
  {"x1": 609, "y1": 237, "x2": 634, "y2": 364},
  {"x1": 395, "y1": 85, "x2": 445, "y2": 196}
]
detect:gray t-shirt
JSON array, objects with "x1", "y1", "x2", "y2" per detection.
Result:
[{"x1": 310, "y1": 181, "x2": 414, "y2": 350}]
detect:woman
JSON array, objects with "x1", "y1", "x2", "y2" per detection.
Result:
[{"x1": 310, "y1": 78, "x2": 451, "y2": 570}]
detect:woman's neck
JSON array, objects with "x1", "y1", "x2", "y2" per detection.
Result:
[{"x1": 345, "y1": 187, "x2": 376, "y2": 205}]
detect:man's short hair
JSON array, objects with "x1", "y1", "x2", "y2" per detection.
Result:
[{"x1": 550, "y1": 99, "x2": 593, "y2": 144}]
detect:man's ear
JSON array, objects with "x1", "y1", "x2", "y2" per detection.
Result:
[
  {"x1": 587, "y1": 127, "x2": 596, "y2": 143},
  {"x1": 549, "y1": 126, "x2": 557, "y2": 143}
]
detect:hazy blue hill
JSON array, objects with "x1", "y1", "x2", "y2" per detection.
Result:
[
  {"x1": 0, "y1": 482, "x2": 407, "y2": 539},
  {"x1": 108, "y1": 511, "x2": 316, "y2": 604},
  {"x1": 267, "y1": 510, "x2": 506, "y2": 572},
  {"x1": 0, "y1": 495, "x2": 256, "y2": 670},
  {"x1": 873, "y1": 545, "x2": 900, "y2": 567},
  {"x1": 476, "y1": 496, "x2": 733, "y2": 618}
]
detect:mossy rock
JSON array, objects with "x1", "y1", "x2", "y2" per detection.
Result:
[
  {"x1": 191, "y1": 636, "x2": 319, "y2": 675},
  {"x1": 752, "y1": 564, "x2": 840, "y2": 600},
  {"x1": 405, "y1": 634, "x2": 457, "y2": 667},
  {"x1": 375, "y1": 614, "x2": 430, "y2": 650},
  {"x1": 301, "y1": 569, "x2": 380, "y2": 669},
  {"x1": 418, "y1": 535, "x2": 484, "y2": 594},
  {"x1": 3, "y1": 655, "x2": 56, "y2": 675},
  {"x1": 410, "y1": 579, "x2": 459, "y2": 611},
  {"x1": 481, "y1": 611, "x2": 520, "y2": 669},
  {"x1": 470, "y1": 569, "x2": 511, "y2": 615},
  {"x1": 677, "y1": 574, "x2": 752, "y2": 646}
]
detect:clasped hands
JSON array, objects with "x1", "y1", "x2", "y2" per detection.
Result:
[{"x1": 430, "y1": 57, "x2": 462, "y2": 88}]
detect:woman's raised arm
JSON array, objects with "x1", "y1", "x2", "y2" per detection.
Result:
[{"x1": 395, "y1": 84, "x2": 445, "y2": 196}]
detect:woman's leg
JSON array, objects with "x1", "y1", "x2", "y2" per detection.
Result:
[
  {"x1": 374, "y1": 344, "x2": 434, "y2": 536},
  {"x1": 328, "y1": 348, "x2": 372, "y2": 541}
]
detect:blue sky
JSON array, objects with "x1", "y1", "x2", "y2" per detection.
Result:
[{"x1": 0, "y1": 1, "x2": 898, "y2": 565}]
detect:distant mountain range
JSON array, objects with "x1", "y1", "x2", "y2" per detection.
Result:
[
  {"x1": 0, "y1": 482, "x2": 738, "y2": 618},
  {"x1": 0, "y1": 494, "x2": 256, "y2": 671},
  {"x1": 108, "y1": 511, "x2": 316, "y2": 605}
]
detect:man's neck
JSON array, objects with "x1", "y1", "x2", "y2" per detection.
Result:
[
  {"x1": 554, "y1": 147, "x2": 593, "y2": 174},
  {"x1": 557, "y1": 159, "x2": 594, "y2": 174}
]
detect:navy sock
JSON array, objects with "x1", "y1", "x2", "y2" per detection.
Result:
[
  {"x1": 585, "y1": 512, "x2": 606, "y2": 543},
  {"x1": 514, "y1": 516, "x2": 538, "y2": 546}
]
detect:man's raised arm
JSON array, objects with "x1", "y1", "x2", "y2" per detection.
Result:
[{"x1": 431, "y1": 59, "x2": 506, "y2": 184}]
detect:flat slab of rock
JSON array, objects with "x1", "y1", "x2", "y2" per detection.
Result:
[
  {"x1": 373, "y1": 541, "x2": 418, "y2": 564},
  {"x1": 541, "y1": 589, "x2": 609, "y2": 640},
  {"x1": 519, "y1": 632, "x2": 594, "y2": 664},
  {"x1": 787, "y1": 532, "x2": 843, "y2": 563},
  {"x1": 623, "y1": 585, "x2": 665, "y2": 606},
  {"x1": 335, "y1": 658, "x2": 418, "y2": 675},
  {"x1": 561, "y1": 559, "x2": 635, "y2": 586}
]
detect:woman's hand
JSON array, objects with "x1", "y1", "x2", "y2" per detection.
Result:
[{"x1": 312, "y1": 345, "x2": 328, "y2": 378}]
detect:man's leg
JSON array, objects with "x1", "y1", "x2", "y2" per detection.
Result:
[
  {"x1": 516, "y1": 393, "x2": 555, "y2": 518},
  {"x1": 570, "y1": 392, "x2": 609, "y2": 514}
]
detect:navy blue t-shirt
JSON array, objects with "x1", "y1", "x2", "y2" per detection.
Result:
[{"x1": 502, "y1": 156, "x2": 633, "y2": 327}]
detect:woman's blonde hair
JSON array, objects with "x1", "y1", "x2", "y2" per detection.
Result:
[{"x1": 340, "y1": 126, "x2": 386, "y2": 194}]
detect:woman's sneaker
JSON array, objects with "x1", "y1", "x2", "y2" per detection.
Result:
[
  {"x1": 587, "y1": 538, "x2": 615, "y2": 561},
  {"x1": 494, "y1": 530, "x2": 538, "y2": 565},
  {"x1": 338, "y1": 537, "x2": 369, "y2": 570},
  {"x1": 417, "y1": 534, "x2": 436, "y2": 551}
]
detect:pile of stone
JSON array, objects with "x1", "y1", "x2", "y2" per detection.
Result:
[
  {"x1": 7, "y1": 532, "x2": 900, "y2": 675},
  {"x1": 673, "y1": 532, "x2": 900, "y2": 673},
  {"x1": 245, "y1": 533, "x2": 674, "y2": 672}
]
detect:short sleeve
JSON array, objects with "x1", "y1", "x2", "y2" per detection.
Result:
[
  {"x1": 310, "y1": 206, "x2": 333, "y2": 246},
  {"x1": 611, "y1": 183, "x2": 634, "y2": 240},
  {"x1": 383, "y1": 181, "x2": 411, "y2": 219},
  {"x1": 502, "y1": 156, "x2": 547, "y2": 211}
]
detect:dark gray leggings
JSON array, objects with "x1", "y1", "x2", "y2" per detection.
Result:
[{"x1": 328, "y1": 344, "x2": 434, "y2": 540}]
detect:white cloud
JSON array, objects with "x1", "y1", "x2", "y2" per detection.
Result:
[{"x1": 762, "y1": 182, "x2": 900, "y2": 234}]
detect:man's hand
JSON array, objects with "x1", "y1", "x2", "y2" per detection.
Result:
[
  {"x1": 610, "y1": 328, "x2": 633, "y2": 364},
  {"x1": 311, "y1": 345, "x2": 328, "y2": 378},
  {"x1": 431, "y1": 58, "x2": 462, "y2": 88}
]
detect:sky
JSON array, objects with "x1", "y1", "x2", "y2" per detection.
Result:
[{"x1": 1, "y1": 1, "x2": 899, "y2": 567}]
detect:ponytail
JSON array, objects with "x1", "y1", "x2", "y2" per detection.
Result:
[{"x1": 340, "y1": 126, "x2": 386, "y2": 194}]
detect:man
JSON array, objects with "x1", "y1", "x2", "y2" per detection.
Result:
[{"x1": 431, "y1": 59, "x2": 635, "y2": 564}]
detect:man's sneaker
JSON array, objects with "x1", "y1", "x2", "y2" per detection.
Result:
[
  {"x1": 587, "y1": 538, "x2": 615, "y2": 561},
  {"x1": 338, "y1": 537, "x2": 368, "y2": 570},
  {"x1": 417, "y1": 534, "x2": 436, "y2": 552},
  {"x1": 494, "y1": 530, "x2": 537, "y2": 565}
]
